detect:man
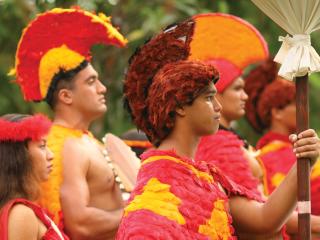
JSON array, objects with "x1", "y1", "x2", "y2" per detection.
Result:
[
  {"x1": 12, "y1": 8, "x2": 127, "y2": 239},
  {"x1": 116, "y1": 16, "x2": 320, "y2": 239}
]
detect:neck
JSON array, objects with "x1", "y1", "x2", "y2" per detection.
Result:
[
  {"x1": 220, "y1": 115, "x2": 231, "y2": 128},
  {"x1": 157, "y1": 125, "x2": 199, "y2": 159},
  {"x1": 53, "y1": 108, "x2": 92, "y2": 131},
  {"x1": 269, "y1": 122, "x2": 290, "y2": 136}
]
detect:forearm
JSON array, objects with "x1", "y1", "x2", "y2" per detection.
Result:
[
  {"x1": 231, "y1": 164, "x2": 298, "y2": 234},
  {"x1": 286, "y1": 211, "x2": 320, "y2": 235},
  {"x1": 63, "y1": 206, "x2": 123, "y2": 240},
  {"x1": 262, "y1": 164, "x2": 298, "y2": 231}
]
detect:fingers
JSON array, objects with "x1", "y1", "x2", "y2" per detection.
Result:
[
  {"x1": 291, "y1": 129, "x2": 320, "y2": 163},
  {"x1": 289, "y1": 134, "x2": 298, "y2": 142},
  {"x1": 290, "y1": 129, "x2": 317, "y2": 144},
  {"x1": 296, "y1": 151, "x2": 319, "y2": 160},
  {"x1": 298, "y1": 129, "x2": 316, "y2": 138},
  {"x1": 293, "y1": 136, "x2": 319, "y2": 148}
]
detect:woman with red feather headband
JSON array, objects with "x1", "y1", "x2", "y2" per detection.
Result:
[
  {"x1": 116, "y1": 14, "x2": 320, "y2": 239},
  {"x1": 0, "y1": 114, "x2": 69, "y2": 240},
  {"x1": 245, "y1": 58, "x2": 320, "y2": 217}
]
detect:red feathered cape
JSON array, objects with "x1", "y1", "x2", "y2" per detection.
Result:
[
  {"x1": 116, "y1": 149, "x2": 263, "y2": 239},
  {"x1": 195, "y1": 130, "x2": 263, "y2": 201}
]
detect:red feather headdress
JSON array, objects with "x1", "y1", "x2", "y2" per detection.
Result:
[
  {"x1": 0, "y1": 114, "x2": 52, "y2": 142},
  {"x1": 189, "y1": 13, "x2": 269, "y2": 92},
  {"x1": 11, "y1": 7, "x2": 127, "y2": 101}
]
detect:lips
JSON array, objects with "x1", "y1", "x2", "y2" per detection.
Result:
[{"x1": 47, "y1": 164, "x2": 53, "y2": 173}]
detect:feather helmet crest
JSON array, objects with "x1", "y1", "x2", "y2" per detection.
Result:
[
  {"x1": 189, "y1": 13, "x2": 269, "y2": 92},
  {"x1": 11, "y1": 7, "x2": 127, "y2": 101}
]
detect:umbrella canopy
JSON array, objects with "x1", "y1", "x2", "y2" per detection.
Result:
[{"x1": 252, "y1": 0, "x2": 320, "y2": 79}]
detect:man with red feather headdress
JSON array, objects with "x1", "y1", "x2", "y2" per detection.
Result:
[
  {"x1": 11, "y1": 7, "x2": 128, "y2": 240},
  {"x1": 116, "y1": 14, "x2": 320, "y2": 239},
  {"x1": 194, "y1": 15, "x2": 320, "y2": 238}
]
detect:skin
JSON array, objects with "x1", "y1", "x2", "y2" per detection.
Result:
[
  {"x1": 158, "y1": 82, "x2": 320, "y2": 238},
  {"x1": 8, "y1": 204, "x2": 48, "y2": 240},
  {"x1": 54, "y1": 63, "x2": 124, "y2": 240},
  {"x1": 270, "y1": 101, "x2": 297, "y2": 135},
  {"x1": 8, "y1": 136, "x2": 54, "y2": 240},
  {"x1": 216, "y1": 77, "x2": 248, "y2": 128},
  {"x1": 28, "y1": 136, "x2": 54, "y2": 182}
]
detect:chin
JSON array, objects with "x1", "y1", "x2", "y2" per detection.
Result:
[
  {"x1": 202, "y1": 126, "x2": 219, "y2": 136},
  {"x1": 97, "y1": 106, "x2": 107, "y2": 114}
]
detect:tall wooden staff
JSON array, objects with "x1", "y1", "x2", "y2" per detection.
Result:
[{"x1": 251, "y1": 1, "x2": 320, "y2": 239}]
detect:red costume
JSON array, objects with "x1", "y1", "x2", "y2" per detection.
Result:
[
  {"x1": 257, "y1": 131, "x2": 320, "y2": 215},
  {"x1": 117, "y1": 12, "x2": 283, "y2": 239},
  {"x1": 193, "y1": 11, "x2": 269, "y2": 205},
  {"x1": 196, "y1": 129, "x2": 264, "y2": 201},
  {"x1": 0, "y1": 199, "x2": 69, "y2": 240},
  {"x1": 117, "y1": 149, "x2": 262, "y2": 239}
]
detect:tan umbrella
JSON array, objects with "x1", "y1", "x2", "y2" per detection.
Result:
[{"x1": 251, "y1": 0, "x2": 320, "y2": 238}]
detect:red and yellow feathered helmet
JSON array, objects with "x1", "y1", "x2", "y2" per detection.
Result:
[
  {"x1": 11, "y1": 7, "x2": 127, "y2": 101},
  {"x1": 189, "y1": 13, "x2": 269, "y2": 92}
]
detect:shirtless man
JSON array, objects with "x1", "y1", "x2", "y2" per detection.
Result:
[
  {"x1": 53, "y1": 62, "x2": 124, "y2": 239},
  {"x1": 12, "y1": 8, "x2": 127, "y2": 239}
]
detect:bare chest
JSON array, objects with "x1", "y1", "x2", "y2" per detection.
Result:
[{"x1": 82, "y1": 136, "x2": 117, "y2": 193}]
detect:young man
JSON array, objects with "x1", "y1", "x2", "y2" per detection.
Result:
[
  {"x1": 116, "y1": 17, "x2": 320, "y2": 239},
  {"x1": 12, "y1": 8, "x2": 127, "y2": 239}
]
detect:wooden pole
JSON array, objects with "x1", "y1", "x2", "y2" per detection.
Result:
[{"x1": 296, "y1": 74, "x2": 311, "y2": 240}]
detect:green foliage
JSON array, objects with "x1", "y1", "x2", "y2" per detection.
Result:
[{"x1": 1, "y1": 0, "x2": 320, "y2": 142}]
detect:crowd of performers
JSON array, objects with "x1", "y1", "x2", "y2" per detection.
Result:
[{"x1": 1, "y1": 6, "x2": 320, "y2": 240}]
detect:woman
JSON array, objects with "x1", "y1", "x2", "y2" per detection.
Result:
[
  {"x1": 245, "y1": 58, "x2": 320, "y2": 216},
  {"x1": 0, "y1": 114, "x2": 68, "y2": 240}
]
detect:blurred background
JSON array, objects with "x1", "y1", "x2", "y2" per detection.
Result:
[{"x1": 1, "y1": 0, "x2": 320, "y2": 144}]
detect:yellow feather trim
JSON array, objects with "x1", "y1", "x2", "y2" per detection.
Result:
[
  {"x1": 39, "y1": 45, "x2": 85, "y2": 98},
  {"x1": 311, "y1": 159, "x2": 320, "y2": 179},
  {"x1": 142, "y1": 155, "x2": 214, "y2": 183},
  {"x1": 198, "y1": 200, "x2": 231, "y2": 239},
  {"x1": 271, "y1": 172, "x2": 285, "y2": 188},
  {"x1": 124, "y1": 178, "x2": 186, "y2": 225},
  {"x1": 38, "y1": 124, "x2": 91, "y2": 224}
]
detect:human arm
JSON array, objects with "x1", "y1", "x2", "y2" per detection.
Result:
[
  {"x1": 60, "y1": 139, "x2": 123, "y2": 240},
  {"x1": 286, "y1": 211, "x2": 320, "y2": 236},
  {"x1": 229, "y1": 129, "x2": 320, "y2": 234},
  {"x1": 8, "y1": 204, "x2": 40, "y2": 240}
]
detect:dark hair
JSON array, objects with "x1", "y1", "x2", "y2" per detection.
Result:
[
  {"x1": 0, "y1": 114, "x2": 39, "y2": 207},
  {"x1": 121, "y1": 129, "x2": 151, "y2": 157},
  {"x1": 245, "y1": 58, "x2": 295, "y2": 132},
  {"x1": 45, "y1": 60, "x2": 89, "y2": 109}
]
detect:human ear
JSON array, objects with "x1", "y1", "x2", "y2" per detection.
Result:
[
  {"x1": 58, "y1": 89, "x2": 73, "y2": 105},
  {"x1": 176, "y1": 106, "x2": 186, "y2": 117},
  {"x1": 271, "y1": 107, "x2": 283, "y2": 120}
]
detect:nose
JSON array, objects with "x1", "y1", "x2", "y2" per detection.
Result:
[
  {"x1": 214, "y1": 98, "x2": 222, "y2": 112},
  {"x1": 46, "y1": 147, "x2": 54, "y2": 162},
  {"x1": 241, "y1": 90, "x2": 248, "y2": 101},
  {"x1": 97, "y1": 80, "x2": 107, "y2": 94}
]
